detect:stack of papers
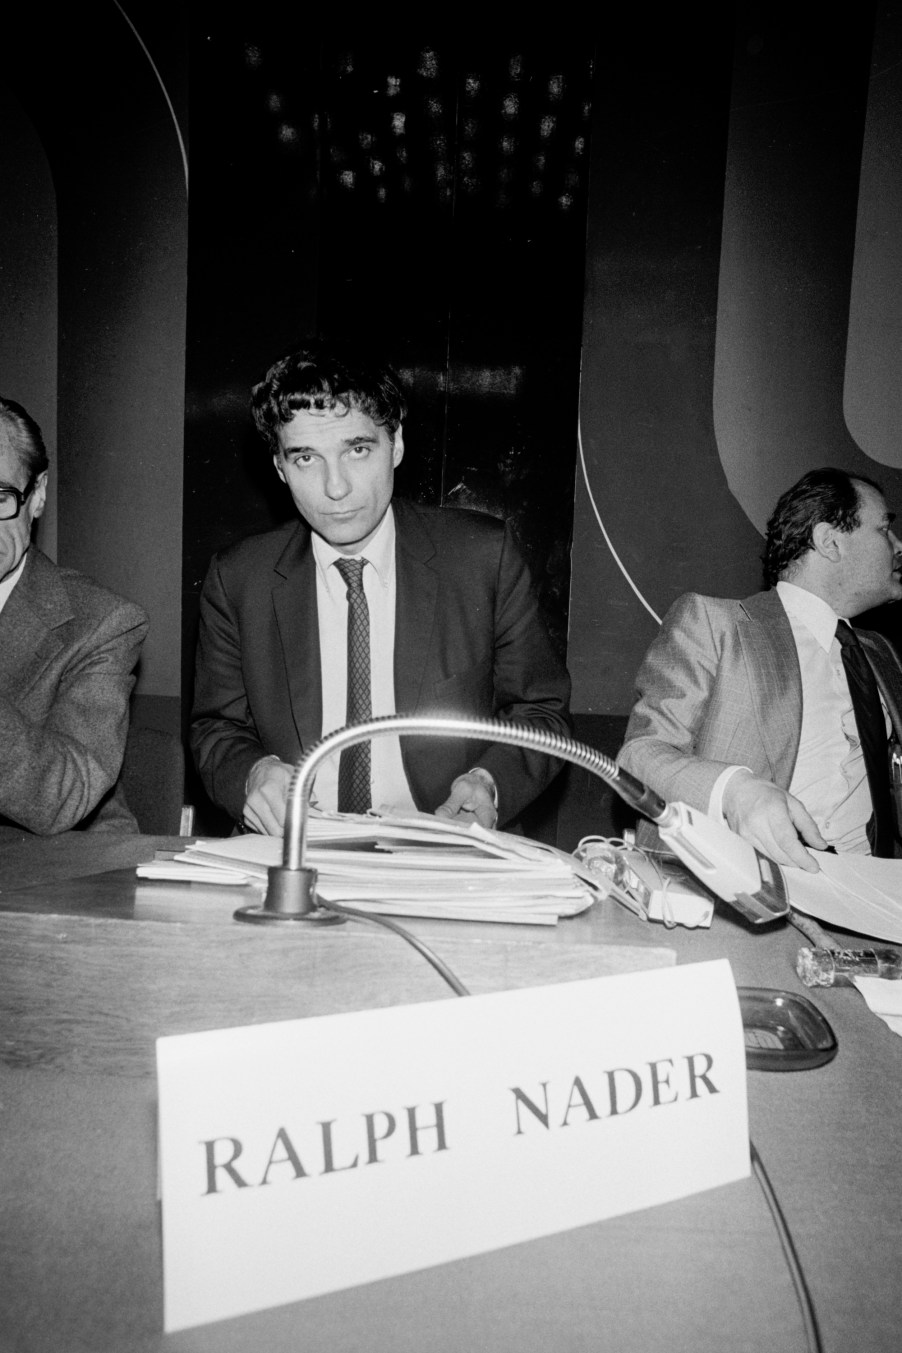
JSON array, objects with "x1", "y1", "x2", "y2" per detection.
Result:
[
  {"x1": 787, "y1": 851, "x2": 902, "y2": 943},
  {"x1": 137, "y1": 811, "x2": 605, "y2": 925}
]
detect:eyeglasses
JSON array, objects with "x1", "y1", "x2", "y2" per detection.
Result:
[{"x1": 0, "y1": 476, "x2": 37, "y2": 521}]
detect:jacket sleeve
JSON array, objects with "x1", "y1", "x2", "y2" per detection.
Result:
[
  {"x1": 471, "y1": 524, "x2": 573, "y2": 824},
  {"x1": 0, "y1": 603, "x2": 147, "y2": 835},
  {"x1": 617, "y1": 593, "x2": 740, "y2": 812},
  {"x1": 190, "y1": 555, "x2": 270, "y2": 823}
]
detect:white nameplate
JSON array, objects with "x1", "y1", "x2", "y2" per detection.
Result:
[{"x1": 157, "y1": 959, "x2": 748, "y2": 1332}]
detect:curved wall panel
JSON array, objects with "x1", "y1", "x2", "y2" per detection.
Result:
[
  {"x1": 571, "y1": 3, "x2": 902, "y2": 715},
  {"x1": 845, "y1": 8, "x2": 902, "y2": 470},
  {"x1": 0, "y1": 89, "x2": 57, "y2": 558}
]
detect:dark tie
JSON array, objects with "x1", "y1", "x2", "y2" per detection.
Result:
[
  {"x1": 335, "y1": 557, "x2": 372, "y2": 813},
  {"x1": 835, "y1": 620, "x2": 895, "y2": 856}
]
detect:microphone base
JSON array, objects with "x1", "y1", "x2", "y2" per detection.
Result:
[
  {"x1": 234, "y1": 865, "x2": 347, "y2": 925},
  {"x1": 234, "y1": 903, "x2": 346, "y2": 926}
]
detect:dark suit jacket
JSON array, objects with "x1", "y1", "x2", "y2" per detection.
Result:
[
  {"x1": 0, "y1": 547, "x2": 148, "y2": 836},
  {"x1": 190, "y1": 501, "x2": 572, "y2": 826},
  {"x1": 619, "y1": 588, "x2": 902, "y2": 816}
]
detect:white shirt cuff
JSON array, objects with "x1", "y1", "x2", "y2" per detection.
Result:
[
  {"x1": 708, "y1": 766, "x2": 753, "y2": 824},
  {"x1": 466, "y1": 766, "x2": 499, "y2": 820},
  {"x1": 245, "y1": 753, "x2": 282, "y2": 798}
]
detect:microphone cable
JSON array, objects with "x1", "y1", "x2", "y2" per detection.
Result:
[
  {"x1": 320, "y1": 900, "x2": 471, "y2": 997},
  {"x1": 749, "y1": 1140, "x2": 823, "y2": 1353}
]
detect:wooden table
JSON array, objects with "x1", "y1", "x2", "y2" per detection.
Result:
[{"x1": 1, "y1": 833, "x2": 901, "y2": 1352}]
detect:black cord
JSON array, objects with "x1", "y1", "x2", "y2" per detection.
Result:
[
  {"x1": 326, "y1": 902, "x2": 819, "y2": 1351},
  {"x1": 749, "y1": 1140, "x2": 823, "y2": 1353},
  {"x1": 322, "y1": 900, "x2": 471, "y2": 996}
]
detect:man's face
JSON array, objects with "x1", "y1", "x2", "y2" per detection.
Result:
[
  {"x1": 838, "y1": 482, "x2": 902, "y2": 615},
  {"x1": 0, "y1": 432, "x2": 46, "y2": 584},
  {"x1": 273, "y1": 404, "x2": 403, "y2": 555}
]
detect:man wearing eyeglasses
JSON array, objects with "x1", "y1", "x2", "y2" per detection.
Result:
[{"x1": 0, "y1": 397, "x2": 148, "y2": 835}]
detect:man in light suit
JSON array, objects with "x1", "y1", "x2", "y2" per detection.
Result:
[
  {"x1": 0, "y1": 397, "x2": 148, "y2": 836},
  {"x1": 619, "y1": 468, "x2": 902, "y2": 871},
  {"x1": 190, "y1": 341, "x2": 571, "y2": 834}
]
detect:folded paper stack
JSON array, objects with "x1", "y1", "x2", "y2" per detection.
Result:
[{"x1": 137, "y1": 810, "x2": 606, "y2": 925}]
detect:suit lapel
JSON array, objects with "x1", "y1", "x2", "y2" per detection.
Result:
[
  {"x1": 271, "y1": 526, "x2": 323, "y2": 753},
  {"x1": 738, "y1": 590, "x2": 802, "y2": 787},
  {"x1": 393, "y1": 501, "x2": 439, "y2": 712},
  {"x1": 0, "y1": 550, "x2": 70, "y2": 698}
]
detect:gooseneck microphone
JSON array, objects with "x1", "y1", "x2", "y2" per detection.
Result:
[{"x1": 233, "y1": 715, "x2": 789, "y2": 928}]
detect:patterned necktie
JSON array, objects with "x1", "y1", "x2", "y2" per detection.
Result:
[
  {"x1": 335, "y1": 557, "x2": 372, "y2": 813},
  {"x1": 835, "y1": 620, "x2": 895, "y2": 856}
]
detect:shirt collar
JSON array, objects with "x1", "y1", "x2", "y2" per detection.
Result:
[
  {"x1": 776, "y1": 579, "x2": 842, "y2": 652},
  {"x1": 311, "y1": 505, "x2": 395, "y2": 593}
]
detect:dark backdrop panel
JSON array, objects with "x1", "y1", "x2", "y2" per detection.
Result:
[
  {"x1": 6, "y1": 1, "x2": 188, "y2": 731},
  {"x1": 713, "y1": 2, "x2": 886, "y2": 526},
  {"x1": 568, "y1": 8, "x2": 754, "y2": 714}
]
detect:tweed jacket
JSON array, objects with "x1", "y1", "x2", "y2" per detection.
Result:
[
  {"x1": 190, "y1": 500, "x2": 572, "y2": 827},
  {"x1": 618, "y1": 588, "x2": 902, "y2": 813},
  {"x1": 0, "y1": 547, "x2": 148, "y2": 836}
]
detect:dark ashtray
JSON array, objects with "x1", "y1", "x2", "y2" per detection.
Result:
[{"x1": 737, "y1": 988, "x2": 838, "y2": 1071}]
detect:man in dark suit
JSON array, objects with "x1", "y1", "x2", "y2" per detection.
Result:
[
  {"x1": 0, "y1": 397, "x2": 148, "y2": 836},
  {"x1": 619, "y1": 468, "x2": 902, "y2": 870},
  {"x1": 191, "y1": 341, "x2": 571, "y2": 834}
]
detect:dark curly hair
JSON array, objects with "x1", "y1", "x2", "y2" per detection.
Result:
[
  {"x1": 250, "y1": 339, "x2": 407, "y2": 452},
  {"x1": 0, "y1": 396, "x2": 49, "y2": 480},
  {"x1": 762, "y1": 468, "x2": 883, "y2": 587}
]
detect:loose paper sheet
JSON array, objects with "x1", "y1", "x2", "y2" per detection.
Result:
[
  {"x1": 853, "y1": 976, "x2": 902, "y2": 1035},
  {"x1": 157, "y1": 960, "x2": 748, "y2": 1332},
  {"x1": 787, "y1": 851, "x2": 902, "y2": 941}
]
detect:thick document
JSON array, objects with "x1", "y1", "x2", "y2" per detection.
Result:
[{"x1": 138, "y1": 811, "x2": 605, "y2": 925}]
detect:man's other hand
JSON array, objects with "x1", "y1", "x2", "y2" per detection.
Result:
[
  {"x1": 435, "y1": 772, "x2": 498, "y2": 829},
  {"x1": 722, "y1": 771, "x2": 827, "y2": 872},
  {"x1": 242, "y1": 756, "x2": 295, "y2": 835}
]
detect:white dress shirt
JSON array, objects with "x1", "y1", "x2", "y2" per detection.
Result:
[
  {"x1": 311, "y1": 507, "x2": 417, "y2": 814},
  {"x1": 709, "y1": 582, "x2": 885, "y2": 852},
  {"x1": 0, "y1": 551, "x2": 27, "y2": 617}
]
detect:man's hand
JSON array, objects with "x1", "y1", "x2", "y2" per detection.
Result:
[
  {"x1": 722, "y1": 772, "x2": 827, "y2": 872},
  {"x1": 435, "y1": 772, "x2": 498, "y2": 829},
  {"x1": 242, "y1": 756, "x2": 295, "y2": 835}
]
